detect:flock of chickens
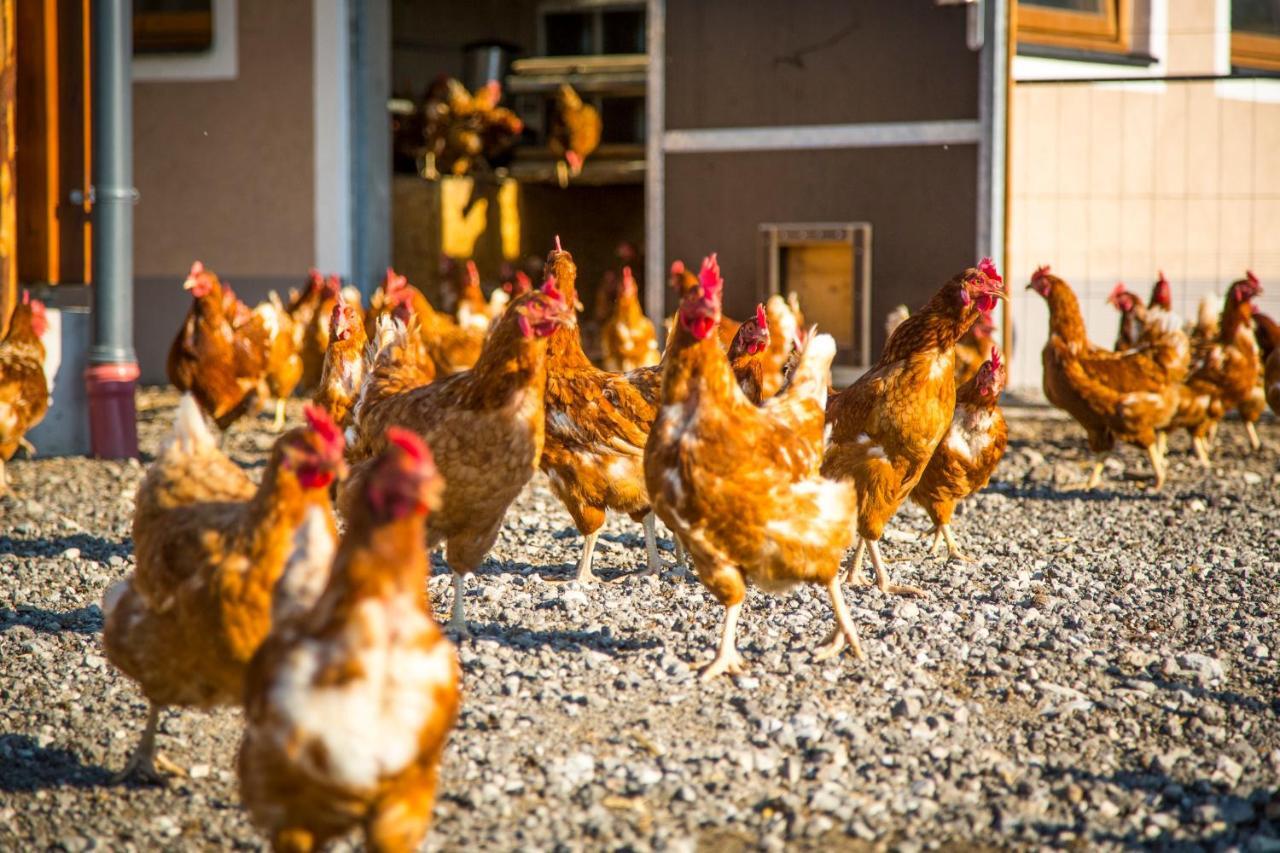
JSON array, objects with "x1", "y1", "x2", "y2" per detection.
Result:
[{"x1": 0, "y1": 236, "x2": 1273, "y2": 849}]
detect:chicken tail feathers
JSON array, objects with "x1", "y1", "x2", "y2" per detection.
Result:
[
  {"x1": 171, "y1": 393, "x2": 216, "y2": 456},
  {"x1": 778, "y1": 329, "x2": 836, "y2": 407}
]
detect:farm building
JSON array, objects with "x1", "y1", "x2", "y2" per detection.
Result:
[{"x1": 4, "y1": 0, "x2": 1280, "y2": 445}]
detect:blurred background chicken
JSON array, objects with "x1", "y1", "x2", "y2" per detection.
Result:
[
  {"x1": 240, "y1": 429, "x2": 458, "y2": 853},
  {"x1": 256, "y1": 293, "x2": 303, "y2": 431},
  {"x1": 103, "y1": 401, "x2": 345, "y2": 783},
  {"x1": 423, "y1": 77, "x2": 524, "y2": 178},
  {"x1": 726, "y1": 304, "x2": 770, "y2": 405},
  {"x1": 549, "y1": 84, "x2": 601, "y2": 187},
  {"x1": 288, "y1": 270, "x2": 342, "y2": 393},
  {"x1": 0, "y1": 293, "x2": 49, "y2": 495},
  {"x1": 313, "y1": 299, "x2": 369, "y2": 430},
  {"x1": 600, "y1": 267, "x2": 659, "y2": 372}
]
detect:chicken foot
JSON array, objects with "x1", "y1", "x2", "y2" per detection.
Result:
[
  {"x1": 18, "y1": 437, "x2": 36, "y2": 456},
  {"x1": 813, "y1": 576, "x2": 867, "y2": 661},
  {"x1": 113, "y1": 704, "x2": 167, "y2": 785},
  {"x1": 927, "y1": 525, "x2": 972, "y2": 562},
  {"x1": 574, "y1": 531, "x2": 601, "y2": 582},
  {"x1": 1084, "y1": 458, "x2": 1106, "y2": 490},
  {"x1": 447, "y1": 573, "x2": 470, "y2": 637},
  {"x1": 1192, "y1": 435, "x2": 1212, "y2": 467},
  {"x1": 866, "y1": 539, "x2": 926, "y2": 597},
  {"x1": 1145, "y1": 443, "x2": 1167, "y2": 491},
  {"x1": 699, "y1": 601, "x2": 745, "y2": 681}
]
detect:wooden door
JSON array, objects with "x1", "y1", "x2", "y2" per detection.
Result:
[{"x1": 15, "y1": 0, "x2": 91, "y2": 289}]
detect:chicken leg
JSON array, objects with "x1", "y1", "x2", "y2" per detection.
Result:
[
  {"x1": 448, "y1": 573, "x2": 469, "y2": 637},
  {"x1": 867, "y1": 539, "x2": 926, "y2": 598},
  {"x1": 844, "y1": 540, "x2": 869, "y2": 585},
  {"x1": 1192, "y1": 435, "x2": 1211, "y2": 467},
  {"x1": 1084, "y1": 457, "x2": 1106, "y2": 490},
  {"x1": 699, "y1": 601, "x2": 745, "y2": 681},
  {"x1": 575, "y1": 531, "x2": 600, "y2": 582},
  {"x1": 813, "y1": 576, "x2": 867, "y2": 661},
  {"x1": 113, "y1": 704, "x2": 165, "y2": 785},
  {"x1": 928, "y1": 525, "x2": 971, "y2": 562},
  {"x1": 1146, "y1": 443, "x2": 1166, "y2": 491},
  {"x1": 272, "y1": 399, "x2": 288, "y2": 433},
  {"x1": 1245, "y1": 420, "x2": 1261, "y2": 452},
  {"x1": 18, "y1": 437, "x2": 36, "y2": 456},
  {"x1": 630, "y1": 514, "x2": 666, "y2": 578}
]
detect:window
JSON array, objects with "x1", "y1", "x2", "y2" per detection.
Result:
[
  {"x1": 133, "y1": 0, "x2": 213, "y2": 55},
  {"x1": 1017, "y1": 0, "x2": 1131, "y2": 55},
  {"x1": 1232, "y1": 0, "x2": 1280, "y2": 71},
  {"x1": 540, "y1": 3, "x2": 646, "y2": 57}
]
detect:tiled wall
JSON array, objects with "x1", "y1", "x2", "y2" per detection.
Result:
[{"x1": 1005, "y1": 0, "x2": 1280, "y2": 390}]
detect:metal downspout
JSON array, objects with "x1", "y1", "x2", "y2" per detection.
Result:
[{"x1": 85, "y1": 0, "x2": 139, "y2": 458}]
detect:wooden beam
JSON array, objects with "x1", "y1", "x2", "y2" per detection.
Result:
[
  {"x1": 0, "y1": 0, "x2": 14, "y2": 340},
  {"x1": 57, "y1": 0, "x2": 91, "y2": 283}
]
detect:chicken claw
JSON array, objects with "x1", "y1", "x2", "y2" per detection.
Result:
[
  {"x1": 844, "y1": 540, "x2": 870, "y2": 585},
  {"x1": 699, "y1": 602, "x2": 745, "y2": 682},
  {"x1": 868, "y1": 539, "x2": 926, "y2": 597}
]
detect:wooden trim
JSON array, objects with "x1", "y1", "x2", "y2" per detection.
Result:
[
  {"x1": 133, "y1": 10, "x2": 213, "y2": 55},
  {"x1": 0, "y1": 0, "x2": 14, "y2": 338},
  {"x1": 1232, "y1": 31, "x2": 1280, "y2": 72},
  {"x1": 1016, "y1": 0, "x2": 1131, "y2": 55}
]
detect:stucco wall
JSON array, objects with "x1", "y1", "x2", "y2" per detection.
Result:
[
  {"x1": 131, "y1": 1, "x2": 315, "y2": 382},
  {"x1": 1006, "y1": 0, "x2": 1280, "y2": 390}
]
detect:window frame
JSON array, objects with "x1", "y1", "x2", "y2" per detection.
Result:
[
  {"x1": 133, "y1": 2, "x2": 213, "y2": 55},
  {"x1": 1016, "y1": 0, "x2": 1132, "y2": 55}
]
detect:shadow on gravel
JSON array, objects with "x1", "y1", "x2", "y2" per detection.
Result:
[
  {"x1": 1126, "y1": 673, "x2": 1277, "y2": 716},
  {"x1": 0, "y1": 735, "x2": 112, "y2": 791},
  {"x1": 0, "y1": 605, "x2": 103, "y2": 635},
  {"x1": 1035, "y1": 764, "x2": 1280, "y2": 850},
  {"x1": 0, "y1": 532, "x2": 132, "y2": 562},
  {"x1": 471, "y1": 622, "x2": 660, "y2": 657},
  {"x1": 991, "y1": 482, "x2": 1164, "y2": 503}
]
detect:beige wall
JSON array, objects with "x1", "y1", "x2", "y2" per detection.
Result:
[
  {"x1": 1006, "y1": 0, "x2": 1280, "y2": 389},
  {"x1": 133, "y1": 1, "x2": 315, "y2": 280}
]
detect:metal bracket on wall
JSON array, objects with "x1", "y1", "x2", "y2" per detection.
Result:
[
  {"x1": 936, "y1": 0, "x2": 984, "y2": 51},
  {"x1": 69, "y1": 186, "x2": 141, "y2": 208}
]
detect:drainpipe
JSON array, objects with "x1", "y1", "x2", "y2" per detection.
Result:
[{"x1": 84, "y1": 0, "x2": 139, "y2": 458}]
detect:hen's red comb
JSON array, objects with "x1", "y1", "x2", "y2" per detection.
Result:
[
  {"x1": 1247, "y1": 270, "x2": 1259, "y2": 286},
  {"x1": 621, "y1": 266, "x2": 636, "y2": 292},
  {"x1": 22, "y1": 290, "x2": 30, "y2": 305},
  {"x1": 978, "y1": 257, "x2": 1002, "y2": 283},
  {"x1": 1158, "y1": 270, "x2": 1168, "y2": 284},
  {"x1": 387, "y1": 426, "x2": 433, "y2": 467},
  {"x1": 191, "y1": 260, "x2": 206, "y2": 278},
  {"x1": 1107, "y1": 282, "x2": 1128, "y2": 304},
  {"x1": 670, "y1": 260, "x2": 685, "y2": 277},
  {"x1": 1032, "y1": 265, "x2": 1051, "y2": 282},
  {"x1": 698, "y1": 254, "x2": 722, "y2": 293},
  {"x1": 755, "y1": 304, "x2": 767, "y2": 329},
  {"x1": 541, "y1": 275, "x2": 563, "y2": 302},
  {"x1": 554, "y1": 235, "x2": 563, "y2": 252},
  {"x1": 466, "y1": 260, "x2": 479, "y2": 283},
  {"x1": 303, "y1": 404, "x2": 344, "y2": 452},
  {"x1": 515, "y1": 271, "x2": 532, "y2": 292},
  {"x1": 989, "y1": 345, "x2": 1002, "y2": 372}
]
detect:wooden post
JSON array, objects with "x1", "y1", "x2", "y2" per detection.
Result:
[{"x1": 0, "y1": 0, "x2": 14, "y2": 341}]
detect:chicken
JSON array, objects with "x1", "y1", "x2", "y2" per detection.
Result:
[
  {"x1": 424, "y1": 78, "x2": 524, "y2": 178},
  {"x1": 538, "y1": 239, "x2": 669, "y2": 582},
  {"x1": 486, "y1": 270, "x2": 532, "y2": 321},
  {"x1": 910, "y1": 347, "x2": 1008, "y2": 560},
  {"x1": 761, "y1": 294, "x2": 802, "y2": 398},
  {"x1": 343, "y1": 281, "x2": 573, "y2": 633},
  {"x1": 239, "y1": 429, "x2": 459, "y2": 853},
  {"x1": 355, "y1": 314, "x2": 438, "y2": 421},
  {"x1": 1107, "y1": 283, "x2": 1147, "y2": 352},
  {"x1": 102, "y1": 401, "x2": 346, "y2": 783},
  {"x1": 1191, "y1": 291, "x2": 1221, "y2": 350},
  {"x1": 644, "y1": 254, "x2": 865, "y2": 680},
  {"x1": 1164, "y1": 273, "x2": 1264, "y2": 463},
  {"x1": 389, "y1": 269, "x2": 484, "y2": 375},
  {"x1": 287, "y1": 270, "x2": 342, "y2": 394},
  {"x1": 1255, "y1": 312, "x2": 1280, "y2": 416},
  {"x1": 1026, "y1": 266, "x2": 1184, "y2": 491},
  {"x1": 313, "y1": 299, "x2": 370, "y2": 430},
  {"x1": 601, "y1": 266, "x2": 660, "y2": 372},
  {"x1": 549, "y1": 84, "x2": 601, "y2": 187},
  {"x1": 0, "y1": 293, "x2": 50, "y2": 494},
  {"x1": 883, "y1": 305, "x2": 910, "y2": 342},
  {"x1": 953, "y1": 307, "x2": 997, "y2": 386},
  {"x1": 726, "y1": 304, "x2": 771, "y2": 405},
  {"x1": 823, "y1": 259, "x2": 1005, "y2": 597},
  {"x1": 166, "y1": 261, "x2": 272, "y2": 434},
  {"x1": 453, "y1": 260, "x2": 490, "y2": 332},
  {"x1": 258, "y1": 293, "x2": 304, "y2": 431},
  {"x1": 664, "y1": 260, "x2": 739, "y2": 350}
]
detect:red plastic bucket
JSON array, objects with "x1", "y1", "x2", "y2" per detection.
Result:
[{"x1": 85, "y1": 362, "x2": 140, "y2": 459}]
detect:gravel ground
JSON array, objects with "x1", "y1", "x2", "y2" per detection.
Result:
[{"x1": 2, "y1": 388, "x2": 1278, "y2": 852}]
